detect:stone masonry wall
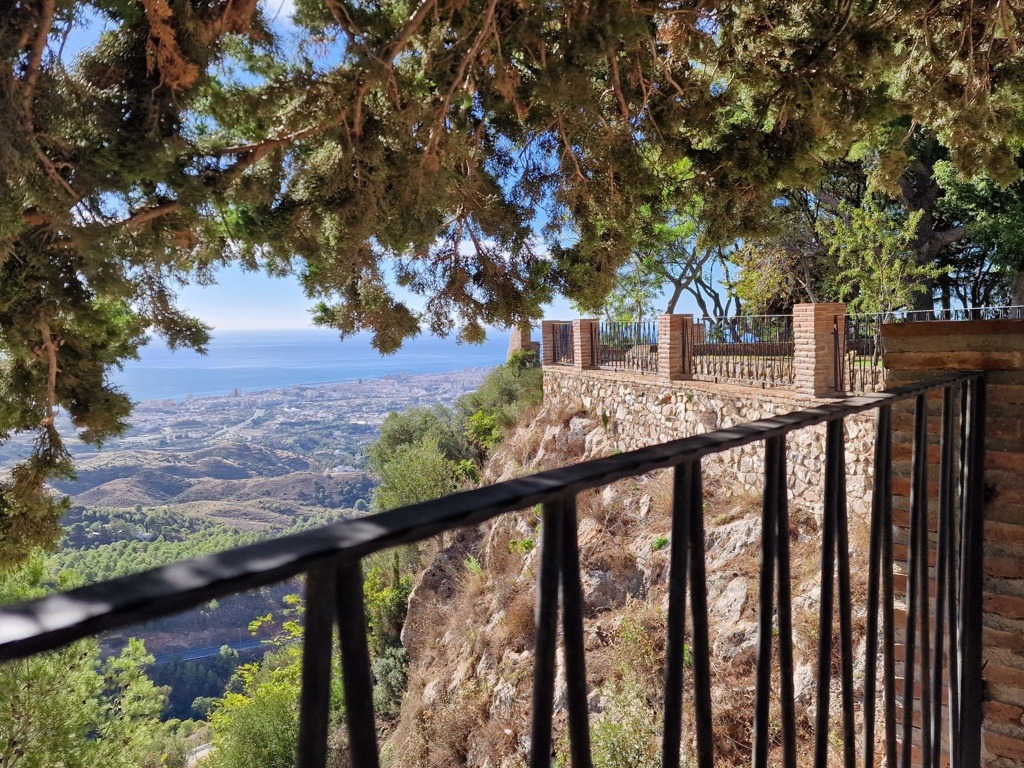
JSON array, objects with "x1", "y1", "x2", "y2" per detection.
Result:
[{"x1": 543, "y1": 366, "x2": 877, "y2": 519}]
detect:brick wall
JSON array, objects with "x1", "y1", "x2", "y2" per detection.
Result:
[{"x1": 884, "y1": 319, "x2": 1024, "y2": 767}]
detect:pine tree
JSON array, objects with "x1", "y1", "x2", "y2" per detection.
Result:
[{"x1": 4, "y1": 0, "x2": 1024, "y2": 564}]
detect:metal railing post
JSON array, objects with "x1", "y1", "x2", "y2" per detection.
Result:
[{"x1": 958, "y1": 375, "x2": 986, "y2": 768}]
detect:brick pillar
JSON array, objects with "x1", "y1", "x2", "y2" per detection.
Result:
[
  {"x1": 540, "y1": 321, "x2": 555, "y2": 366},
  {"x1": 792, "y1": 302, "x2": 846, "y2": 396},
  {"x1": 507, "y1": 323, "x2": 539, "y2": 361},
  {"x1": 884, "y1": 319, "x2": 1024, "y2": 766},
  {"x1": 573, "y1": 319, "x2": 597, "y2": 369},
  {"x1": 658, "y1": 314, "x2": 692, "y2": 381}
]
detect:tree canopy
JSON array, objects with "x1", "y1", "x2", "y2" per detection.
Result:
[{"x1": 4, "y1": 0, "x2": 1024, "y2": 563}]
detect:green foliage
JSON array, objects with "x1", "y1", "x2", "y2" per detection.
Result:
[
  {"x1": 818, "y1": 197, "x2": 939, "y2": 313},
  {"x1": 49, "y1": 525, "x2": 264, "y2": 582},
  {"x1": 507, "y1": 537, "x2": 535, "y2": 556},
  {"x1": 463, "y1": 555, "x2": 483, "y2": 576},
  {"x1": 465, "y1": 410, "x2": 501, "y2": 452},
  {"x1": 367, "y1": 355, "x2": 542, "y2": 513},
  {"x1": 932, "y1": 160, "x2": 1024, "y2": 305},
  {"x1": 206, "y1": 677, "x2": 301, "y2": 768},
  {"x1": 0, "y1": 560, "x2": 182, "y2": 768},
  {"x1": 587, "y1": 679, "x2": 661, "y2": 768},
  {"x1": 363, "y1": 560, "x2": 413, "y2": 657},
  {"x1": 582, "y1": 255, "x2": 665, "y2": 323},
  {"x1": 206, "y1": 601, "x2": 344, "y2": 768},
  {"x1": 9, "y1": 2, "x2": 1024, "y2": 562},
  {"x1": 649, "y1": 535, "x2": 669, "y2": 552},
  {"x1": 150, "y1": 646, "x2": 243, "y2": 721},
  {"x1": 371, "y1": 646, "x2": 409, "y2": 718},
  {"x1": 370, "y1": 437, "x2": 468, "y2": 513},
  {"x1": 367, "y1": 406, "x2": 473, "y2": 472},
  {"x1": 456, "y1": 355, "x2": 543, "y2": 438}
]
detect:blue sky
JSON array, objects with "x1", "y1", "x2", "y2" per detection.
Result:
[{"x1": 176, "y1": 264, "x2": 587, "y2": 330}]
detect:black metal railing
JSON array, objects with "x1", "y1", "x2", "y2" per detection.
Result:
[
  {"x1": 833, "y1": 306, "x2": 1024, "y2": 392},
  {"x1": 692, "y1": 314, "x2": 795, "y2": 387},
  {"x1": 0, "y1": 373, "x2": 987, "y2": 768},
  {"x1": 897, "y1": 305, "x2": 1024, "y2": 322},
  {"x1": 550, "y1": 321, "x2": 574, "y2": 365},
  {"x1": 834, "y1": 312, "x2": 890, "y2": 394},
  {"x1": 595, "y1": 319, "x2": 659, "y2": 373}
]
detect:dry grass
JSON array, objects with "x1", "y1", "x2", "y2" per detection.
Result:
[{"x1": 491, "y1": 587, "x2": 535, "y2": 653}]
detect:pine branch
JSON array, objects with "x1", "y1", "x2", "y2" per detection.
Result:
[
  {"x1": 21, "y1": 0, "x2": 56, "y2": 115},
  {"x1": 425, "y1": 0, "x2": 498, "y2": 154},
  {"x1": 200, "y1": 0, "x2": 262, "y2": 43},
  {"x1": 36, "y1": 322, "x2": 60, "y2": 428},
  {"x1": 209, "y1": 123, "x2": 336, "y2": 158},
  {"x1": 383, "y1": 0, "x2": 440, "y2": 66},
  {"x1": 608, "y1": 53, "x2": 630, "y2": 120},
  {"x1": 35, "y1": 146, "x2": 80, "y2": 201},
  {"x1": 121, "y1": 202, "x2": 182, "y2": 230}
]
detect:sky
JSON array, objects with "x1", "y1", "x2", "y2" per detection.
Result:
[{"x1": 175, "y1": 264, "x2": 586, "y2": 331}]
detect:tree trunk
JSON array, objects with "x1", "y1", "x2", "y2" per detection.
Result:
[{"x1": 1012, "y1": 270, "x2": 1024, "y2": 306}]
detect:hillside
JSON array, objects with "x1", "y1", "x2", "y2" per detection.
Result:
[
  {"x1": 382, "y1": 403, "x2": 873, "y2": 768},
  {"x1": 48, "y1": 444, "x2": 373, "y2": 529}
]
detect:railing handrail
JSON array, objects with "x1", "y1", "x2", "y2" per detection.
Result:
[
  {"x1": 841, "y1": 305, "x2": 1024, "y2": 321},
  {"x1": 698, "y1": 312, "x2": 793, "y2": 322},
  {"x1": 0, "y1": 371, "x2": 979, "y2": 661}
]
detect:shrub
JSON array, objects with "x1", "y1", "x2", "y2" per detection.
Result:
[
  {"x1": 371, "y1": 437, "x2": 467, "y2": 512},
  {"x1": 372, "y1": 647, "x2": 409, "y2": 718},
  {"x1": 363, "y1": 562, "x2": 414, "y2": 657},
  {"x1": 582, "y1": 678, "x2": 661, "y2": 768}
]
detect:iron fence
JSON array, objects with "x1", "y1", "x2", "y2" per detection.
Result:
[
  {"x1": 897, "y1": 305, "x2": 1024, "y2": 322},
  {"x1": 833, "y1": 306, "x2": 1024, "y2": 392},
  {"x1": 595, "y1": 319, "x2": 659, "y2": 373},
  {"x1": 834, "y1": 312, "x2": 890, "y2": 394},
  {"x1": 692, "y1": 314, "x2": 795, "y2": 387},
  {"x1": 0, "y1": 372, "x2": 987, "y2": 768},
  {"x1": 550, "y1": 321, "x2": 574, "y2": 365}
]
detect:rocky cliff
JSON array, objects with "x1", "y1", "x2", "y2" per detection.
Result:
[{"x1": 383, "y1": 403, "x2": 872, "y2": 767}]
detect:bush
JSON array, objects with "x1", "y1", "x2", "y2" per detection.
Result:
[
  {"x1": 368, "y1": 405, "x2": 472, "y2": 471},
  {"x1": 370, "y1": 437, "x2": 467, "y2": 512},
  {"x1": 590, "y1": 678, "x2": 661, "y2": 768},
  {"x1": 372, "y1": 646, "x2": 410, "y2": 717},
  {"x1": 363, "y1": 560, "x2": 414, "y2": 656}
]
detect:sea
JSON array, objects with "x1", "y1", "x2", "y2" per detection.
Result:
[{"x1": 110, "y1": 328, "x2": 512, "y2": 402}]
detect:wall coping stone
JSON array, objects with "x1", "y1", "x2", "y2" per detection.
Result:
[{"x1": 543, "y1": 364, "x2": 850, "y2": 410}]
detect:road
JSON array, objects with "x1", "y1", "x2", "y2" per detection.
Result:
[{"x1": 151, "y1": 638, "x2": 265, "y2": 664}]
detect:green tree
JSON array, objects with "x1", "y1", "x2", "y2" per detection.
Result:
[
  {"x1": 0, "y1": 560, "x2": 181, "y2": 768},
  {"x1": 371, "y1": 438, "x2": 467, "y2": 513},
  {"x1": 6, "y1": 2, "x2": 1024, "y2": 563},
  {"x1": 818, "y1": 197, "x2": 939, "y2": 313},
  {"x1": 367, "y1": 406, "x2": 472, "y2": 474},
  {"x1": 205, "y1": 596, "x2": 345, "y2": 768}
]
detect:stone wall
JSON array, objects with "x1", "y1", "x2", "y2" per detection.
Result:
[{"x1": 543, "y1": 366, "x2": 877, "y2": 519}]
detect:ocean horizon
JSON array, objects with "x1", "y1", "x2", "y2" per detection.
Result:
[{"x1": 111, "y1": 328, "x2": 513, "y2": 402}]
